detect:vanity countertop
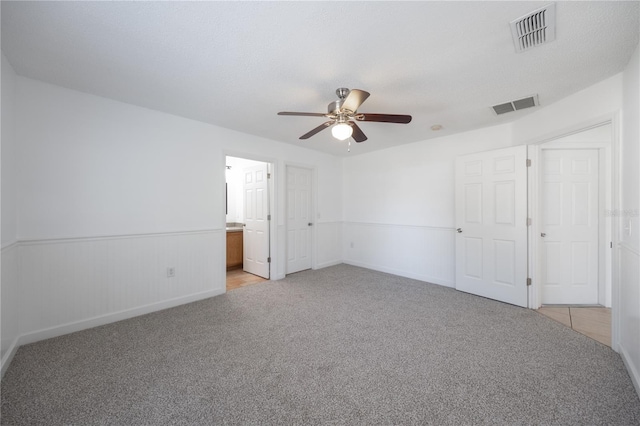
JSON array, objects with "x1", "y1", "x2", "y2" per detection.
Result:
[{"x1": 226, "y1": 223, "x2": 243, "y2": 233}]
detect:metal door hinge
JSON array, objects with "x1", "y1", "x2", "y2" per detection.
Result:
[
  {"x1": 526, "y1": 159, "x2": 532, "y2": 167},
  {"x1": 610, "y1": 241, "x2": 613, "y2": 248},
  {"x1": 527, "y1": 218, "x2": 532, "y2": 226},
  {"x1": 267, "y1": 173, "x2": 271, "y2": 179},
  {"x1": 526, "y1": 278, "x2": 532, "y2": 286},
  {"x1": 267, "y1": 257, "x2": 271, "y2": 263},
  {"x1": 267, "y1": 214, "x2": 271, "y2": 220}
]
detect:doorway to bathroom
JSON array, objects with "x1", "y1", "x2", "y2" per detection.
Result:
[{"x1": 225, "y1": 156, "x2": 272, "y2": 290}]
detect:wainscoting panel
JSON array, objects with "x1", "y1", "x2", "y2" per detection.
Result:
[
  {"x1": 618, "y1": 243, "x2": 640, "y2": 396},
  {"x1": 343, "y1": 222, "x2": 455, "y2": 287},
  {"x1": 17, "y1": 230, "x2": 224, "y2": 345},
  {"x1": 1, "y1": 243, "x2": 20, "y2": 365},
  {"x1": 315, "y1": 221, "x2": 343, "y2": 269}
]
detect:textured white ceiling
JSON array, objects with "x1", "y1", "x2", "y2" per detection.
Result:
[{"x1": 2, "y1": 1, "x2": 639, "y2": 157}]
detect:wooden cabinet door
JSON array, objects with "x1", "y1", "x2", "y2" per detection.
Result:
[{"x1": 226, "y1": 231, "x2": 243, "y2": 270}]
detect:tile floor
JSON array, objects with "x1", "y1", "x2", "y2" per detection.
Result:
[
  {"x1": 226, "y1": 268, "x2": 267, "y2": 291},
  {"x1": 538, "y1": 306, "x2": 611, "y2": 347}
]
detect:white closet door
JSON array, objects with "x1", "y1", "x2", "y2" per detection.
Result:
[
  {"x1": 455, "y1": 145, "x2": 528, "y2": 307},
  {"x1": 541, "y1": 149, "x2": 599, "y2": 304},
  {"x1": 286, "y1": 166, "x2": 312, "y2": 274}
]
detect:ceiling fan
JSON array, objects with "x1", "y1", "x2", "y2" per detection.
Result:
[{"x1": 278, "y1": 88, "x2": 412, "y2": 143}]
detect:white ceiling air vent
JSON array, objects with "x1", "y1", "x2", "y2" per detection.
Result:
[
  {"x1": 492, "y1": 95, "x2": 539, "y2": 115},
  {"x1": 510, "y1": 3, "x2": 556, "y2": 52}
]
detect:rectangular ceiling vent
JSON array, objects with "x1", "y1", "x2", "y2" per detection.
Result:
[
  {"x1": 510, "y1": 3, "x2": 556, "y2": 52},
  {"x1": 492, "y1": 95, "x2": 539, "y2": 115}
]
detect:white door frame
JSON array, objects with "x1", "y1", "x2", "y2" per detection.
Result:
[
  {"x1": 284, "y1": 162, "x2": 316, "y2": 273},
  {"x1": 526, "y1": 114, "x2": 619, "y2": 349},
  {"x1": 222, "y1": 152, "x2": 278, "y2": 285}
]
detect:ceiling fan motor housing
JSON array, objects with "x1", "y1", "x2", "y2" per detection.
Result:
[{"x1": 328, "y1": 99, "x2": 345, "y2": 114}]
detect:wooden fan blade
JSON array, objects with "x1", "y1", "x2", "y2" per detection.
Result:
[
  {"x1": 278, "y1": 112, "x2": 329, "y2": 117},
  {"x1": 300, "y1": 121, "x2": 333, "y2": 139},
  {"x1": 355, "y1": 113, "x2": 412, "y2": 124},
  {"x1": 348, "y1": 121, "x2": 368, "y2": 143},
  {"x1": 341, "y1": 89, "x2": 370, "y2": 113}
]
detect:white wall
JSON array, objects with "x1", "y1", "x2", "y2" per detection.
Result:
[
  {"x1": 512, "y1": 74, "x2": 623, "y2": 145},
  {"x1": 618, "y1": 42, "x2": 640, "y2": 396},
  {"x1": 2, "y1": 74, "x2": 343, "y2": 375},
  {"x1": 1, "y1": 54, "x2": 17, "y2": 246},
  {"x1": 13, "y1": 79, "x2": 343, "y2": 242},
  {"x1": 342, "y1": 124, "x2": 512, "y2": 286},
  {"x1": 1, "y1": 53, "x2": 20, "y2": 368},
  {"x1": 342, "y1": 73, "x2": 625, "y2": 288},
  {"x1": 16, "y1": 79, "x2": 222, "y2": 240},
  {"x1": 344, "y1": 124, "x2": 513, "y2": 228}
]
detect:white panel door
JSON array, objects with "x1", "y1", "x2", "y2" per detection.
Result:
[
  {"x1": 243, "y1": 164, "x2": 270, "y2": 279},
  {"x1": 541, "y1": 149, "x2": 599, "y2": 304},
  {"x1": 286, "y1": 166, "x2": 312, "y2": 274},
  {"x1": 455, "y1": 145, "x2": 528, "y2": 307}
]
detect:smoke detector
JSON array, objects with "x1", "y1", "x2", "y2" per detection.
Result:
[
  {"x1": 510, "y1": 3, "x2": 556, "y2": 52},
  {"x1": 492, "y1": 95, "x2": 539, "y2": 115}
]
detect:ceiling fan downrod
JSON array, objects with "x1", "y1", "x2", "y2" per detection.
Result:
[{"x1": 328, "y1": 88, "x2": 351, "y2": 114}]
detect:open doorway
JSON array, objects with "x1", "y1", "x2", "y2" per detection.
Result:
[
  {"x1": 533, "y1": 123, "x2": 613, "y2": 347},
  {"x1": 225, "y1": 156, "x2": 272, "y2": 291}
]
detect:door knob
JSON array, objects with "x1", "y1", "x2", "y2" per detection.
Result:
[
  {"x1": 456, "y1": 228, "x2": 463, "y2": 233},
  {"x1": 541, "y1": 233, "x2": 546, "y2": 237}
]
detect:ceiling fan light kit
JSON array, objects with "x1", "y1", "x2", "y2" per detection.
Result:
[
  {"x1": 278, "y1": 88, "x2": 412, "y2": 149},
  {"x1": 331, "y1": 122, "x2": 353, "y2": 140}
]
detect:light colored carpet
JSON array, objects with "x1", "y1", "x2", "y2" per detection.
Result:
[{"x1": 2, "y1": 264, "x2": 639, "y2": 425}]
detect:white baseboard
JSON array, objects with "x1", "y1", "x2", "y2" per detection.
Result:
[
  {"x1": 1, "y1": 288, "x2": 224, "y2": 378},
  {"x1": 315, "y1": 259, "x2": 343, "y2": 270},
  {"x1": 618, "y1": 343, "x2": 640, "y2": 398},
  {"x1": 343, "y1": 260, "x2": 455, "y2": 288},
  {"x1": 1, "y1": 337, "x2": 21, "y2": 378}
]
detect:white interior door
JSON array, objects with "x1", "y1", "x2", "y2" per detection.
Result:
[
  {"x1": 455, "y1": 145, "x2": 528, "y2": 307},
  {"x1": 243, "y1": 164, "x2": 270, "y2": 279},
  {"x1": 286, "y1": 166, "x2": 312, "y2": 274},
  {"x1": 540, "y1": 149, "x2": 599, "y2": 304}
]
